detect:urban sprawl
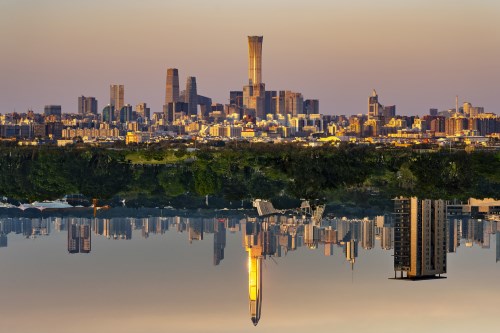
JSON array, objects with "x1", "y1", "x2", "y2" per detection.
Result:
[{"x1": 1, "y1": 36, "x2": 499, "y2": 149}]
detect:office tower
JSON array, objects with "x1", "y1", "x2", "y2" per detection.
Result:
[
  {"x1": 44, "y1": 105, "x2": 62, "y2": 117},
  {"x1": 285, "y1": 91, "x2": 304, "y2": 116},
  {"x1": 197, "y1": 95, "x2": 212, "y2": 118},
  {"x1": 119, "y1": 104, "x2": 133, "y2": 123},
  {"x1": 382, "y1": 105, "x2": 396, "y2": 123},
  {"x1": 78, "y1": 96, "x2": 98, "y2": 115},
  {"x1": 110, "y1": 84, "x2": 124, "y2": 111},
  {"x1": 185, "y1": 77, "x2": 198, "y2": 116},
  {"x1": 165, "y1": 68, "x2": 180, "y2": 105},
  {"x1": 230, "y1": 91, "x2": 244, "y2": 108},
  {"x1": 135, "y1": 102, "x2": 150, "y2": 120},
  {"x1": 429, "y1": 108, "x2": 438, "y2": 116},
  {"x1": 265, "y1": 91, "x2": 277, "y2": 115},
  {"x1": 368, "y1": 90, "x2": 380, "y2": 119},
  {"x1": 393, "y1": 197, "x2": 447, "y2": 279},
  {"x1": 248, "y1": 36, "x2": 263, "y2": 85},
  {"x1": 304, "y1": 99, "x2": 319, "y2": 115},
  {"x1": 164, "y1": 102, "x2": 188, "y2": 122}
]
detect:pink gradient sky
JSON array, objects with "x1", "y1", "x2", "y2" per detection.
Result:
[{"x1": 1, "y1": 0, "x2": 499, "y2": 115}]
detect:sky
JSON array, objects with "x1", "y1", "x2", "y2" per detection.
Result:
[{"x1": 1, "y1": 0, "x2": 499, "y2": 116}]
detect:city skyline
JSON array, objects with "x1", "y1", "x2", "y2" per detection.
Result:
[{"x1": 1, "y1": 0, "x2": 499, "y2": 116}]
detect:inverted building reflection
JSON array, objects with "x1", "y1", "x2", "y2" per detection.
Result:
[
  {"x1": 68, "y1": 220, "x2": 91, "y2": 254},
  {"x1": 393, "y1": 197, "x2": 447, "y2": 280}
]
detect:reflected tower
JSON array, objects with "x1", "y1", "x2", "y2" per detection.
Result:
[{"x1": 244, "y1": 220, "x2": 263, "y2": 326}]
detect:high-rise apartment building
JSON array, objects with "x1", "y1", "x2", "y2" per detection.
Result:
[
  {"x1": 78, "y1": 96, "x2": 98, "y2": 115},
  {"x1": 185, "y1": 77, "x2": 198, "y2": 116},
  {"x1": 165, "y1": 68, "x2": 180, "y2": 105},
  {"x1": 393, "y1": 197, "x2": 447, "y2": 279},
  {"x1": 110, "y1": 84, "x2": 124, "y2": 111}
]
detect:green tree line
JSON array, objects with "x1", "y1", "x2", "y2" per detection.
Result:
[{"x1": 0, "y1": 144, "x2": 499, "y2": 207}]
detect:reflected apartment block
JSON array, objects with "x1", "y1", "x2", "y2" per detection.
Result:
[
  {"x1": 68, "y1": 222, "x2": 91, "y2": 254},
  {"x1": 393, "y1": 197, "x2": 447, "y2": 279}
]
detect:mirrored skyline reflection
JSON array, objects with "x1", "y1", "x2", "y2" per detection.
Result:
[{"x1": 0, "y1": 212, "x2": 499, "y2": 333}]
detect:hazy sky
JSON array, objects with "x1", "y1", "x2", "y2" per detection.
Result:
[{"x1": 1, "y1": 0, "x2": 499, "y2": 115}]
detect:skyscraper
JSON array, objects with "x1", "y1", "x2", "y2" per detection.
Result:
[
  {"x1": 248, "y1": 36, "x2": 263, "y2": 85},
  {"x1": 393, "y1": 197, "x2": 447, "y2": 279},
  {"x1": 165, "y1": 68, "x2": 180, "y2": 105},
  {"x1": 368, "y1": 89, "x2": 380, "y2": 119},
  {"x1": 185, "y1": 77, "x2": 198, "y2": 116},
  {"x1": 78, "y1": 96, "x2": 98, "y2": 115},
  {"x1": 110, "y1": 84, "x2": 124, "y2": 111}
]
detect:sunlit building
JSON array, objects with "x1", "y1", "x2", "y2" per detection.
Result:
[{"x1": 78, "y1": 96, "x2": 98, "y2": 115}]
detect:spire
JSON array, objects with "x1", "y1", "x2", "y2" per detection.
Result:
[{"x1": 372, "y1": 89, "x2": 377, "y2": 97}]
